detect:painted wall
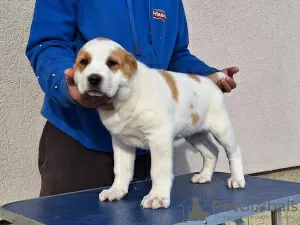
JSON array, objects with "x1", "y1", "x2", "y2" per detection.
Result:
[{"x1": 0, "y1": 0, "x2": 300, "y2": 205}]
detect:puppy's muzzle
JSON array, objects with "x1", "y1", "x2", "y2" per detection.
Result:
[{"x1": 88, "y1": 73, "x2": 103, "y2": 88}]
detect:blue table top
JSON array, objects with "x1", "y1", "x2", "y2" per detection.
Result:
[{"x1": 2, "y1": 172, "x2": 300, "y2": 225}]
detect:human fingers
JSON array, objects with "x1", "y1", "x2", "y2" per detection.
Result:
[
  {"x1": 220, "y1": 79, "x2": 232, "y2": 92},
  {"x1": 225, "y1": 77, "x2": 237, "y2": 89},
  {"x1": 65, "y1": 68, "x2": 76, "y2": 86},
  {"x1": 225, "y1": 67, "x2": 239, "y2": 78}
]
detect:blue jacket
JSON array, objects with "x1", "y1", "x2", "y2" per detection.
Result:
[{"x1": 26, "y1": 0, "x2": 219, "y2": 154}]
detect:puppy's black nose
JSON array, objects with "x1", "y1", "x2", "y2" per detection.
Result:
[{"x1": 88, "y1": 74, "x2": 102, "y2": 87}]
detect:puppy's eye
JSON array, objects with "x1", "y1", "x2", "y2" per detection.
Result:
[
  {"x1": 107, "y1": 59, "x2": 118, "y2": 67},
  {"x1": 80, "y1": 58, "x2": 89, "y2": 66}
]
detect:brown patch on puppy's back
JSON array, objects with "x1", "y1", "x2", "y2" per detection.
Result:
[
  {"x1": 159, "y1": 71, "x2": 179, "y2": 103},
  {"x1": 188, "y1": 74, "x2": 201, "y2": 83},
  {"x1": 74, "y1": 49, "x2": 92, "y2": 72},
  {"x1": 191, "y1": 113, "x2": 200, "y2": 126},
  {"x1": 107, "y1": 48, "x2": 137, "y2": 79}
]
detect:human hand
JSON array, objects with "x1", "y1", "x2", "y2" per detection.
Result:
[
  {"x1": 217, "y1": 67, "x2": 239, "y2": 93},
  {"x1": 65, "y1": 68, "x2": 114, "y2": 110}
]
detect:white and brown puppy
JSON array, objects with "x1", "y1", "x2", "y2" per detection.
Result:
[{"x1": 74, "y1": 38, "x2": 246, "y2": 209}]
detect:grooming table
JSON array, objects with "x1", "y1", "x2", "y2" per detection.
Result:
[{"x1": 1, "y1": 172, "x2": 300, "y2": 225}]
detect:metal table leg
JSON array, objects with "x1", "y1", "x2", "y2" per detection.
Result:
[
  {"x1": 234, "y1": 218, "x2": 246, "y2": 225},
  {"x1": 218, "y1": 218, "x2": 245, "y2": 225},
  {"x1": 271, "y1": 209, "x2": 282, "y2": 225}
]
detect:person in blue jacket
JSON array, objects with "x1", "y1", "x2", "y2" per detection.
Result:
[{"x1": 26, "y1": 0, "x2": 239, "y2": 197}]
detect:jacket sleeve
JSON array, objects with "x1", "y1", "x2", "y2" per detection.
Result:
[
  {"x1": 25, "y1": 0, "x2": 79, "y2": 108},
  {"x1": 168, "y1": 0, "x2": 220, "y2": 76}
]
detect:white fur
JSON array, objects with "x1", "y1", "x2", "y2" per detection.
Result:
[{"x1": 74, "y1": 38, "x2": 246, "y2": 209}]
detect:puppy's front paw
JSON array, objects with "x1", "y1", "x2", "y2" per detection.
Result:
[
  {"x1": 141, "y1": 194, "x2": 170, "y2": 209},
  {"x1": 191, "y1": 172, "x2": 212, "y2": 184},
  {"x1": 99, "y1": 187, "x2": 126, "y2": 202},
  {"x1": 141, "y1": 188, "x2": 171, "y2": 209},
  {"x1": 227, "y1": 177, "x2": 246, "y2": 189}
]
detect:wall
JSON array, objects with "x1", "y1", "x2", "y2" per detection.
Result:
[
  {"x1": 0, "y1": 0, "x2": 45, "y2": 205},
  {"x1": 0, "y1": 0, "x2": 300, "y2": 205}
]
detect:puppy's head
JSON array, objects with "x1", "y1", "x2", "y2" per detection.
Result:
[{"x1": 74, "y1": 38, "x2": 137, "y2": 99}]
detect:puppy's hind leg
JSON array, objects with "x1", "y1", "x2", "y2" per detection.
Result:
[
  {"x1": 186, "y1": 132, "x2": 220, "y2": 184},
  {"x1": 207, "y1": 94, "x2": 246, "y2": 189}
]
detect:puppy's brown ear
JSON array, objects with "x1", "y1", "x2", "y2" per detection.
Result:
[{"x1": 122, "y1": 51, "x2": 137, "y2": 79}]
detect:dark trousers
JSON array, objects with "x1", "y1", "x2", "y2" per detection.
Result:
[{"x1": 38, "y1": 121, "x2": 151, "y2": 197}]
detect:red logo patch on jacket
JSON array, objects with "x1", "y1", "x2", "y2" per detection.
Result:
[{"x1": 153, "y1": 9, "x2": 166, "y2": 22}]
